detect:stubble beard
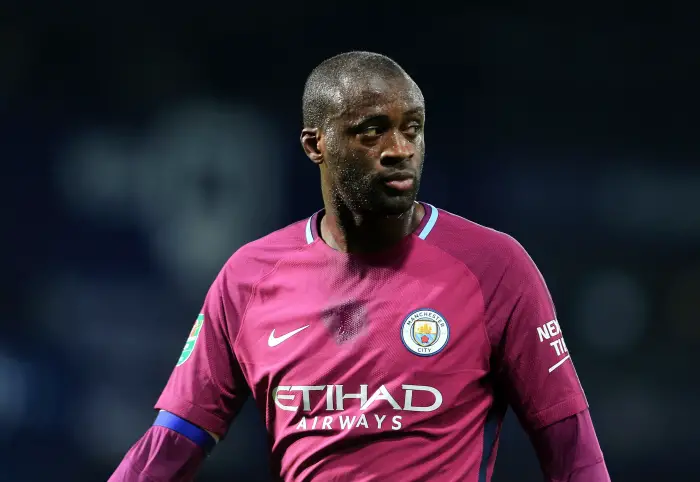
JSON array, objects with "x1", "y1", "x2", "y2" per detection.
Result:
[{"x1": 333, "y1": 165, "x2": 420, "y2": 218}]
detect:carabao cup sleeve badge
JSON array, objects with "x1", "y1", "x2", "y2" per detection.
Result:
[{"x1": 177, "y1": 314, "x2": 204, "y2": 366}]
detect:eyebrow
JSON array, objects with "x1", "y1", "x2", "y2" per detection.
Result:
[
  {"x1": 404, "y1": 106, "x2": 425, "y2": 116},
  {"x1": 349, "y1": 106, "x2": 425, "y2": 124}
]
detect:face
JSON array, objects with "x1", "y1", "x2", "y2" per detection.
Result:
[{"x1": 304, "y1": 73, "x2": 426, "y2": 216}]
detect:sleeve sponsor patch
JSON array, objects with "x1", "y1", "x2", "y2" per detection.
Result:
[{"x1": 177, "y1": 314, "x2": 204, "y2": 366}]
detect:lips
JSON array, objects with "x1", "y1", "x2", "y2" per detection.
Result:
[{"x1": 381, "y1": 171, "x2": 415, "y2": 191}]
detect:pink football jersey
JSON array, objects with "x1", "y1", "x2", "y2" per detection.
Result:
[{"x1": 156, "y1": 203, "x2": 588, "y2": 482}]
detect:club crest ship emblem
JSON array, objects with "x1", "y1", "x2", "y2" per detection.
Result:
[
  {"x1": 401, "y1": 309, "x2": 450, "y2": 356},
  {"x1": 414, "y1": 320, "x2": 438, "y2": 346}
]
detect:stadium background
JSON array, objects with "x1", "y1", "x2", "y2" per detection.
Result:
[{"x1": 2, "y1": 3, "x2": 698, "y2": 482}]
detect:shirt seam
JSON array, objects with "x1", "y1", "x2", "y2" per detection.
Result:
[
  {"x1": 127, "y1": 463, "x2": 159, "y2": 482},
  {"x1": 412, "y1": 233, "x2": 493, "y2": 368},
  {"x1": 157, "y1": 396, "x2": 227, "y2": 430},
  {"x1": 531, "y1": 393, "x2": 588, "y2": 429},
  {"x1": 232, "y1": 241, "x2": 322, "y2": 357}
]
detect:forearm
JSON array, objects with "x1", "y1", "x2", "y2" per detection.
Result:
[
  {"x1": 108, "y1": 426, "x2": 205, "y2": 482},
  {"x1": 530, "y1": 409, "x2": 610, "y2": 482}
]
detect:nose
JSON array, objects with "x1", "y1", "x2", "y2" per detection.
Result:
[{"x1": 380, "y1": 129, "x2": 415, "y2": 166}]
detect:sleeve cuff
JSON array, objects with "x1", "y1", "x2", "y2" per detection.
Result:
[
  {"x1": 153, "y1": 411, "x2": 217, "y2": 453},
  {"x1": 529, "y1": 393, "x2": 589, "y2": 430},
  {"x1": 154, "y1": 396, "x2": 229, "y2": 438}
]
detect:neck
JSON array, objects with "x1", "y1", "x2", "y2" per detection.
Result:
[{"x1": 320, "y1": 199, "x2": 424, "y2": 254}]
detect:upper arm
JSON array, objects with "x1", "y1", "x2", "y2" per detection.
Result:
[
  {"x1": 487, "y1": 237, "x2": 588, "y2": 431},
  {"x1": 154, "y1": 259, "x2": 252, "y2": 439}
]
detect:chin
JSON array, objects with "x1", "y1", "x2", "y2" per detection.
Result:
[{"x1": 373, "y1": 192, "x2": 417, "y2": 216}]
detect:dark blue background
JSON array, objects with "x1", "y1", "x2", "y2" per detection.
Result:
[{"x1": 2, "y1": 3, "x2": 698, "y2": 481}]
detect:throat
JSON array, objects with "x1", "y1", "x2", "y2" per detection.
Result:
[{"x1": 320, "y1": 202, "x2": 425, "y2": 253}]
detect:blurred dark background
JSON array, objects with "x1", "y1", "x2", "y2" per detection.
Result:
[{"x1": 2, "y1": 3, "x2": 698, "y2": 481}]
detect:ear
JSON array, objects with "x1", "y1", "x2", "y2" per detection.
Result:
[{"x1": 301, "y1": 127, "x2": 324, "y2": 165}]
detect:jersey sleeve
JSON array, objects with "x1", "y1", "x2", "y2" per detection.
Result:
[
  {"x1": 155, "y1": 262, "x2": 250, "y2": 438},
  {"x1": 108, "y1": 426, "x2": 205, "y2": 482},
  {"x1": 489, "y1": 238, "x2": 588, "y2": 431},
  {"x1": 530, "y1": 409, "x2": 609, "y2": 481}
]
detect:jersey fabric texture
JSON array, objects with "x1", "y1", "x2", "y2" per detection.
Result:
[{"x1": 156, "y1": 203, "x2": 588, "y2": 482}]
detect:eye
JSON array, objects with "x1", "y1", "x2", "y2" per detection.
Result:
[
  {"x1": 405, "y1": 123, "x2": 422, "y2": 136},
  {"x1": 362, "y1": 126, "x2": 381, "y2": 137}
]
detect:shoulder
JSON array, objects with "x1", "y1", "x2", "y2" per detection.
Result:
[
  {"x1": 423, "y1": 205, "x2": 535, "y2": 270},
  {"x1": 422, "y1": 204, "x2": 542, "y2": 289},
  {"x1": 423, "y1": 205, "x2": 554, "y2": 345},
  {"x1": 217, "y1": 216, "x2": 312, "y2": 288}
]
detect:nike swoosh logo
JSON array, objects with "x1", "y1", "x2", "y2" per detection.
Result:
[{"x1": 268, "y1": 325, "x2": 310, "y2": 347}]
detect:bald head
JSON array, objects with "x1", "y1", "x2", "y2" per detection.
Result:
[
  {"x1": 302, "y1": 51, "x2": 418, "y2": 129},
  {"x1": 300, "y1": 51, "x2": 426, "y2": 219}
]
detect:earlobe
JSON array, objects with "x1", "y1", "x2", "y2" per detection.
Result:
[{"x1": 301, "y1": 128, "x2": 324, "y2": 165}]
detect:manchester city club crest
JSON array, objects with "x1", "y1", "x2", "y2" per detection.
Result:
[{"x1": 401, "y1": 309, "x2": 450, "y2": 356}]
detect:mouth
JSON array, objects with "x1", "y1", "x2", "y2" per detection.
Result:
[{"x1": 381, "y1": 171, "x2": 416, "y2": 192}]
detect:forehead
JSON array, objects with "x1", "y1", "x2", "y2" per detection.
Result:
[{"x1": 333, "y1": 74, "x2": 424, "y2": 121}]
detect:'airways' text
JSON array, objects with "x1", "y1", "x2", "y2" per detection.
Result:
[
  {"x1": 294, "y1": 413, "x2": 403, "y2": 431},
  {"x1": 273, "y1": 384, "x2": 443, "y2": 433}
]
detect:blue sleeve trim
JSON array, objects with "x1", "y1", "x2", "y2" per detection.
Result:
[{"x1": 153, "y1": 410, "x2": 217, "y2": 453}]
